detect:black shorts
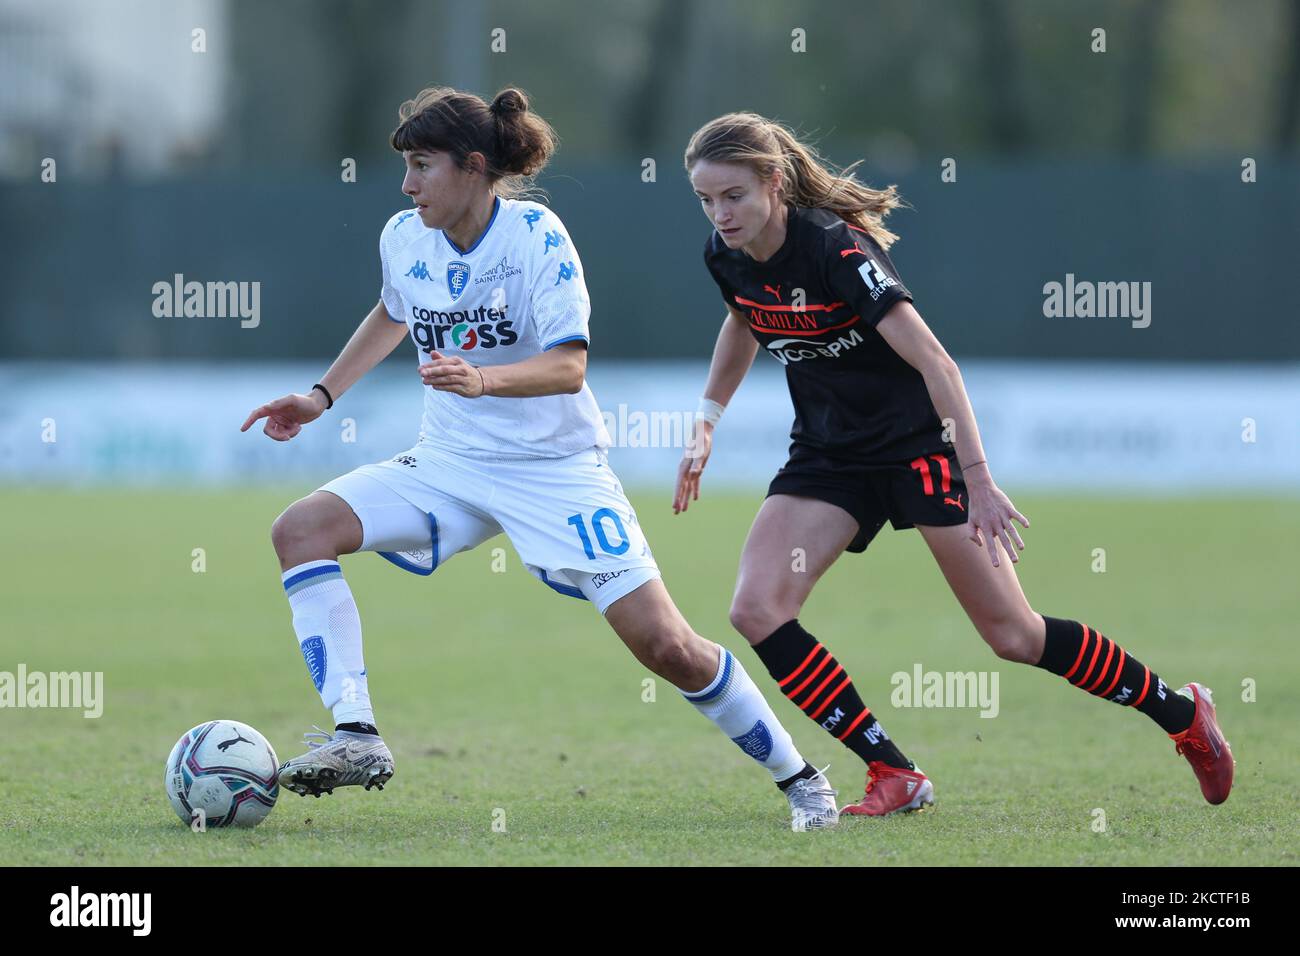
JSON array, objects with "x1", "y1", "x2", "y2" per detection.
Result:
[{"x1": 767, "y1": 444, "x2": 969, "y2": 553}]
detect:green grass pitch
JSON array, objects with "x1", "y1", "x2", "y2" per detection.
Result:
[{"x1": 1, "y1": 487, "x2": 1295, "y2": 866}]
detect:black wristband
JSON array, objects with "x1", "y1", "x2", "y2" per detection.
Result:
[{"x1": 312, "y1": 383, "x2": 334, "y2": 409}]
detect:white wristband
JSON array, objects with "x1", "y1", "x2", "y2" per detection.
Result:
[{"x1": 695, "y1": 398, "x2": 725, "y2": 426}]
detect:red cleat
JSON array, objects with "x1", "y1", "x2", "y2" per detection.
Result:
[
  {"x1": 841, "y1": 761, "x2": 934, "y2": 816},
  {"x1": 1169, "y1": 682, "x2": 1234, "y2": 805}
]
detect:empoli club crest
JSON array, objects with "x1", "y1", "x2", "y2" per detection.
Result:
[{"x1": 447, "y1": 261, "x2": 471, "y2": 301}]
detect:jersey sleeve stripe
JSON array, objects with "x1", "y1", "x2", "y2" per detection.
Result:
[{"x1": 543, "y1": 333, "x2": 589, "y2": 350}]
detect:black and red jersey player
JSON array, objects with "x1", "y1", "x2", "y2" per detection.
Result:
[{"x1": 673, "y1": 112, "x2": 1233, "y2": 815}]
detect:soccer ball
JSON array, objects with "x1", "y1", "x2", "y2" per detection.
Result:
[{"x1": 165, "y1": 720, "x2": 280, "y2": 828}]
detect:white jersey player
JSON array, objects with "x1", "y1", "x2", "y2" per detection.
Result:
[{"x1": 239, "y1": 85, "x2": 838, "y2": 830}]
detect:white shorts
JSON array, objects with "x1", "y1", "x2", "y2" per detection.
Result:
[{"x1": 318, "y1": 443, "x2": 660, "y2": 615}]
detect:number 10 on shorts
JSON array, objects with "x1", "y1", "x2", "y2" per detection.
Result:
[{"x1": 567, "y1": 509, "x2": 631, "y2": 559}]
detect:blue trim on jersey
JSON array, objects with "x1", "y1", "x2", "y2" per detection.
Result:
[
  {"x1": 282, "y1": 563, "x2": 341, "y2": 592},
  {"x1": 543, "y1": 333, "x2": 589, "y2": 351},
  {"x1": 539, "y1": 569, "x2": 589, "y2": 601},
  {"x1": 682, "y1": 649, "x2": 734, "y2": 703},
  {"x1": 376, "y1": 513, "x2": 441, "y2": 577},
  {"x1": 442, "y1": 195, "x2": 501, "y2": 256}
]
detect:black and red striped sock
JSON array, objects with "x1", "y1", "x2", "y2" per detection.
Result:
[
  {"x1": 1036, "y1": 616, "x2": 1195, "y2": 734},
  {"x1": 752, "y1": 620, "x2": 913, "y2": 770}
]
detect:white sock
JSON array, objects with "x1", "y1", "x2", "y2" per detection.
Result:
[
  {"x1": 281, "y1": 560, "x2": 375, "y2": 728},
  {"x1": 680, "y1": 644, "x2": 806, "y2": 782}
]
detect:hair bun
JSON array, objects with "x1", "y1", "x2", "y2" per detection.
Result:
[{"x1": 490, "y1": 88, "x2": 527, "y2": 117}]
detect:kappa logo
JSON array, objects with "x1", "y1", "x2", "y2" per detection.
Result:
[
  {"x1": 405, "y1": 260, "x2": 435, "y2": 281},
  {"x1": 555, "y1": 261, "x2": 578, "y2": 284},
  {"x1": 857, "y1": 257, "x2": 897, "y2": 301},
  {"x1": 523, "y1": 209, "x2": 543, "y2": 231},
  {"x1": 591, "y1": 570, "x2": 629, "y2": 590},
  {"x1": 393, "y1": 211, "x2": 416, "y2": 229},
  {"x1": 392, "y1": 455, "x2": 417, "y2": 468},
  {"x1": 446, "y1": 261, "x2": 471, "y2": 301},
  {"x1": 542, "y1": 230, "x2": 567, "y2": 254}
]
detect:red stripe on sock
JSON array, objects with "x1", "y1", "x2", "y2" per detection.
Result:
[
  {"x1": 785, "y1": 652, "x2": 832, "y2": 700},
  {"x1": 1085, "y1": 638, "x2": 1116, "y2": 693},
  {"x1": 779, "y1": 643, "x2": 825, "y2": 687},
  {"x1": 837, "y1": 707, "x2": 872, "y2": 741},
  {"x1": 1063, "y1": 625, "x2": 1091, "y2": 680},
  {"x1": 797, "y1": 665, "x2": 843, "y2": 713},
  {"x1": 1098, "y1": 648, "x2": 1126, "y2": 698},
  {"x1": 809, "y1": 676, "x2": 853, "y2": 720},
  {"x1": 1074, "y1": 629, "x2": 1105, "y2": 686},
  {"x1": 1131, "y1": 666, "x2": 1152, "y2": 707}
]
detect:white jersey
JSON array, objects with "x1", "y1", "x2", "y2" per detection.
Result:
[{"x1": 378, "y1": 196, "x2": 611, "y2": 459}]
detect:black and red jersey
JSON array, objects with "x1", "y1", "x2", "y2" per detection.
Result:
[{"x1": 703, "y1": 204, "x2": 949, "y2": 463}]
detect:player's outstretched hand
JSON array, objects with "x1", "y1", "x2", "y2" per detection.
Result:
[
  {"x1": 240, "y1": 392, "x2": 326, "y2": 442},
  {"x1": 420, "y1": 350, "x2": 486, "y2": 397},
  {"x1": 966, "y1": 476, "x2": 1029, "y2": 568},
  {"x1": 673, "y1": 421, "x2": 713, "y2": 514}
]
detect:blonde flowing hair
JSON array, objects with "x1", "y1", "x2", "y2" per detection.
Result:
[{"x1": 684, "y1": 112, "x2": 903, "y2": 249}]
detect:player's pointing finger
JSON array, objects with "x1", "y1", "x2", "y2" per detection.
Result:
[{"x1": 241, "y1": 406, "x2": 269, "y2": 432}]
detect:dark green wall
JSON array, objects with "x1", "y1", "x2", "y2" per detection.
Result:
[{"x1": 3, "y1": 161, "x2": 1297, "y2": 361}]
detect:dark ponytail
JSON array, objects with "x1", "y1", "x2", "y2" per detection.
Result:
[
  {"x1": 488, "y1": 87, "x2": 556, "y2": 180},
  {"x1": 391, "y1": 85, "x2": 557, "y2": 198}
]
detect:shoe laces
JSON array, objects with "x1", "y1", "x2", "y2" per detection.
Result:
[
  {"x1": 302, "y1": 725, "x2": 336, "y2": 750},
  {"x1": 864, "y1": 760, "x2": 899, "y2": 794},
  {"x1": 1175, "y1": 733, "x2": 1213, "y2": 765},
  {"x1": 788, "y1": 765, "x2": 838, "y2": 812}
]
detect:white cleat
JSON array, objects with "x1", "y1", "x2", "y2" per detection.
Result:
[
  {"x1": 785, "y1": 768, "x2": 840, "y2": 832},
  {"x1": 277, "y1": 726, "x2": 395, "y2": 798}
]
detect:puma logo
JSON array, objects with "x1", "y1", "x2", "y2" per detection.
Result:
[
  {"x1": 217, "y1": 729, "x2": 254, "y2": 752},
  {"x1": 840, "y1": 243, "x2": 868, "y2": 259},
  {"x1": 763, "y1": 284, "x2": 783, "y2": 302},
  {"x1": 944, "y1": 493, "x2": 965, "y2": 512}
]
